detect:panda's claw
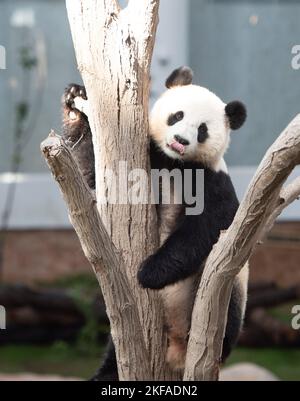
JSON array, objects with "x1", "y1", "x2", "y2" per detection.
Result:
[
  {"x1": 63, "y1": 83, "x2": 87, "y2": 110},
  {"x1": 80, "y1": 88, "x2": 87, "y2": 99},
  {"x1": 65, "y1": 93, "x2": 74, "y2": 108}
]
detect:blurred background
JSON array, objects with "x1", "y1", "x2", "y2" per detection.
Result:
[{"x1": 0, "y1": 0, "x2": 300, "y2": 381}]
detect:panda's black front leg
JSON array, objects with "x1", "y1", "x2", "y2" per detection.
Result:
[
  {"x1": 138, "y1": 214, "x2": 216, "y2": 290},
  {"x1": 62, "y1": 84, "x2": 95, "y2": 190}
]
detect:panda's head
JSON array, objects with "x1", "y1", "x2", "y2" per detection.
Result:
[{"x1": 150, "y1": 66, "x2": 247, "y2": 168}]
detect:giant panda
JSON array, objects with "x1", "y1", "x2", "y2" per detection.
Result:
[{"x1": 62, "y1": 66, "x2": 249, "y2": 380}]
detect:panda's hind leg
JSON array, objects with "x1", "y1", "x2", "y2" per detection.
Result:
[
  {"x1": 161, "y1": 276, "x2": 196, "y2": 370},
  {"x1": 90, "y1": 336, "x2": 119, "y2": 381},
  {"x1": 222, "y1": 263, "x2": 249, "y2": 362},
  {"x1": 62, "y1": 84, "x2": 95, "y2": 189}
]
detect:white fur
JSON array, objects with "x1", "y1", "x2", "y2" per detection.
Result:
[
  {"x1": 214, "y1": 157, "x2": 228, "y2": 174},
  {"x1": 74, "y1": 96, "x2": 90, "y2": 118},
  {"x1": 235, "y1": 262, "x2": 249, "y2": 318},
  {"x1": 150, "y1": 85, "x2": 231, "y2": 168}
]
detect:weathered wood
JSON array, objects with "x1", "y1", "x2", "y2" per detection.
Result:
[
  {"x1": 262, "y1": 177, "x2": 300, "y2": 238},
  {"x1": 65, "y1": 0, "x2": 178, "y2": 380},
  {"x1": 41, "y1": 133, "x2": 151, "y2": 380},
  {"x1": 184, "y1": 115, "x2": 300, "y2": 381}
]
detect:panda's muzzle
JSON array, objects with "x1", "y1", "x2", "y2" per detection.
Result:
[
  {"x1": 174, "y1": 135, "x2": 190, "y2": 146},
  {"x1": 168, "y1": 135, "x2": 190, "y2": 155}
]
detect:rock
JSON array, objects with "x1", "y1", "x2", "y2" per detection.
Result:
[{"x1": 220, "y1": 363, "x2": 279, "y2": 381}]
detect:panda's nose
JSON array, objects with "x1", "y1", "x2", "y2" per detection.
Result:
[{"x1": 174, "y1": 135, "x2": 190, "y2": 146}]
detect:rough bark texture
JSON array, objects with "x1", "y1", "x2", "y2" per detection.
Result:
[
  {"x1": 41, "y1": 134, "x2": 151, "y2": 380},
  {"x1": 263, "y1": 176, "x2": 300, "y2": 238},
  {"x1": 57, "y1": 0, "x2": 177, "y2": 381},
  {"x1": 184, "y1": 115, "x2": 300, "y2": 381}
]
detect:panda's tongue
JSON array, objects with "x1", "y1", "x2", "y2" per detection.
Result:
[{"x1": 170, "y1": 140, "x2": 185, "y2": 155}]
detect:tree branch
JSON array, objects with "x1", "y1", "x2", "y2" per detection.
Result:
[
  {"x1": 262, "y1": 176, "x2": 300, "y2": 238},
  {"x1": 41, "y1": 132, "x2": 151, "y2": 380},
  {"x1": 184, "y1": 114, "x2": 300, "y2": 381}
]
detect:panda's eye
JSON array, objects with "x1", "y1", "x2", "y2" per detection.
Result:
[
  {"x1": 175, "y1": 111, "x2": 184, "y2": 121},
  {"x1": 198, "y1": 123, "x2": 209, "y2": 143},
  {"x1": 167, "y1": 111, "x2": 184, "y2": 126}
]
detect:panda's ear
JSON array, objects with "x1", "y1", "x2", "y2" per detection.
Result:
[
  {"x1": 225, "y1": 101, "x2": 247, "y2": 130},
  {"x1": 165, "y1": 66, "x2": 194, "y2": 89}
]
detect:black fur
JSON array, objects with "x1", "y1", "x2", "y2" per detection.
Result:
[
  {"x1": 174, "y1": 135, "x2": 189, "y2": 146},
  {"x1": 221, "y1": 283, "x2": 244, "y2": 362},
  {"x1": 165, "y1": 66, "x2": 194, "y2": 89},
  {"x1": 90, "y1": 336, "x2": 118, "y2": 381},
  {"x1": 197, "y1": 123, "x2": 209, "y2": 143},
  {"x1": 138, "y1": 153, "x2": 239, "y2": 290},
  {"x1": 225, "y1": 101, "x2": 247, "y2": 131},
  {"x1": 62, "y1": 84, "x2": 95, "y2": 189},
  {"x1": 167, "y1": 111, "x2": 184, "y2": 126}
]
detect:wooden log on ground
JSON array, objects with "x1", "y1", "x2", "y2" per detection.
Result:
[
  {"x1": 240, "y1": 308, "x2": 300, "y2": 347},
  {"x1": 0, "y1": 285, "x2": 86, "y2": 344},
  {"x1": 247, "y1": 285, "x2": 300, "y2": 311}
]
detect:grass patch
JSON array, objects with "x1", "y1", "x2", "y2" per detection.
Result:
[
  {"x1": 2, "y1": 275, "x2": 300, "y2": 380},
  {"x1": 42, "y1": 274, "x2": 109, "y2": 356},
  {"x1": 0, "y1": 344, "x2": 104, "y2": 379},
  {"x1": 0, "y1": 274, "x2": 108, "y2": 378},
  {"x1": 1, "y1": 345, "x2": 300, "y2": 380},
  {"x1": 268, "y1": 300, "x2": 300, "y2": 325}
]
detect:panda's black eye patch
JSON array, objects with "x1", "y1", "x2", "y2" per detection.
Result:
[
  {"x1": 198, "y1": 123, "x2": 209, "y2": 143},
  {"x1": 167, "y1": 111, "x2": 184, "y2": 126}
]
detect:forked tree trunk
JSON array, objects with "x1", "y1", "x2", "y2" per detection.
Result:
[
  {"x1": 41, "y1": 0, "x2": 300, "y2": 381},
  {"x1": 56, "y1": 0, "x2": 177, "y2": 381}
]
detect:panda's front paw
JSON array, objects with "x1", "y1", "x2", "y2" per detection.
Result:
[
  {"x1": 137, "y1": 254, "x2": 169, "y2": 290},
  {"x1": 63, "y1": 83, "x2": 87, "y2": 110},
  {"x1": 62, "y1": 84, "x2": 89, "y2": 126}
]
